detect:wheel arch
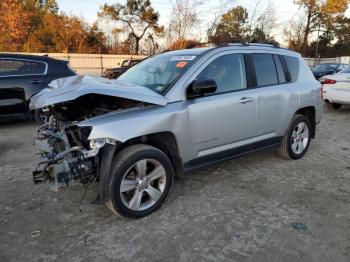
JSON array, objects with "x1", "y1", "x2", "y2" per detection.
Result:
[
  {"x1": 294, "y1": 106, "x2": 316, "y2": 138},
  {"x1": 120, "y1": 131, "x2": 183, "y2": 176},
  {"x1": 97, "y1": 131, "x2": 182, "y2": 204}
]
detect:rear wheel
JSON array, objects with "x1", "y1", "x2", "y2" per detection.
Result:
[
  {"x1": 327, "y1": 102, "x2": 342, "y2": 110},
  {"x1": 278, "y1": 114, "x2": 312, "y2": 160},
  {"x1": 107, "y1": 144, "x2": 174, "y2": 218}
]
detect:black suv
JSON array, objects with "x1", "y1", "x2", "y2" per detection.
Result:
[{"x1": 0, "y1": 54, "x2": 75, "y2": 123}]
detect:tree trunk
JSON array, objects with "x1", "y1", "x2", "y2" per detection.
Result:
[
  {"x1": 135, "y1": 37, "x2": 140, "y2": 55},
  {"x1": 302, "y1": 10, "x2": 312, "y2": 55}
]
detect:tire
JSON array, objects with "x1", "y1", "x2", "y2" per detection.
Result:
[
  {"x1": 34, "y1": 108, "x2": 50, "y2": 125},
  {"x1": 327, "y1": 102, "x2": 342, "y2": 110},
  {"x1": 278, "y1": 114, "x2": 312, "y2": 160},
  {"x1": 107, "y1": 144, "x2": 174, "y2": 218}
]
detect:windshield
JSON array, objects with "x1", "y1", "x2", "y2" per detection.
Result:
[
  {"x1": 313, "y1": 64, "x2": 338, "y2": 72},
  {"x1": 118, "y1": 52, "x2": 197, "y2": 94}
]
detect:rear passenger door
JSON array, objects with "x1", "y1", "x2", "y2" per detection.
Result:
[
  {"x1": 0, "y1": 58, "x2": 49, "y2": 115},
  {"x1": 250, "y1": 53, "x2": 297, "y2": 138}
]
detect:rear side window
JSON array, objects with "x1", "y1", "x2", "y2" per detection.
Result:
[
  {"x1": 284, "y1": 56, "x2": 299, "y2": 82},
  {"x1": 0, "y1": 59, "x2": 46, "y2": 76},
  {"x1": 251, "y1": 54, "x2": 278, "y2": 86}
]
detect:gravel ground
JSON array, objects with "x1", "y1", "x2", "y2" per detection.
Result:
[{"x1": 0, "y1": 106, "x2": 349, "y2": 262}]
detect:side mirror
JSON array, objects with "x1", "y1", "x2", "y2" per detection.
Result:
[{"x1": 187, "y1": 79, "x2": 217, "y2": 98}]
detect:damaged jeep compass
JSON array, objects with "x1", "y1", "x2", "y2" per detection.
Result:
[{"x1": 31, "y1": 43, "x2": 323, "y2": 218}]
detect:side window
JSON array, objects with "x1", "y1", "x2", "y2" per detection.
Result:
[
  {"x1": 273, "y1": 55, "x2": 286, "y2": 83},
  {"x1": 284, "y1": 56, "x2": 300, "y2": 82},
  {"x1": 197, "y1": 54, "x2": 247, "y2": 93},
  {"x1": 0, "y1": 59, "x2": 46, "y2": 76},
  {"x1": 251, "y1": 54, "x2": 278, "y2": 86}
]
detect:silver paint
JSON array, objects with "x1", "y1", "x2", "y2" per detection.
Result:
[{"x1": 31, "y1": 45, "x2": 323, "y2": 164}]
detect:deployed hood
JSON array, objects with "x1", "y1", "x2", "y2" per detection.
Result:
[{"x1": 30, "y1": 75, "x2": 168, "y2": 110}]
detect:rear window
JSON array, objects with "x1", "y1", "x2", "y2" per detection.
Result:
[
  {"x1": 251, "y1": 54, "x2": 278, "y2": 86},
  {"x1": 284, "y1": 56, "x2": 299, "y2": 82},
  {"x1": 0, "y1": 59, "x2": 46, "y2": 76}
]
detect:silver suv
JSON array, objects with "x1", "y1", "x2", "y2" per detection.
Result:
[{"x1": 31, "y1": 43, "x2": 323, "y2": 218}]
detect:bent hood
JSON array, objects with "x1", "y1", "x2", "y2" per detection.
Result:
[{"x1": 30, "y1": 75, "x2": 168, "y2": 109}]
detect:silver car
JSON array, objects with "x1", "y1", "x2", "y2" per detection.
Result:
[{"x1": 31, "y1": 43, "x2": 323, "y2": 218}]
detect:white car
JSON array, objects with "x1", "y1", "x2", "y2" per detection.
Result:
[{"x1": 322, "y1": 68, "x2": 350, "y2": 109}]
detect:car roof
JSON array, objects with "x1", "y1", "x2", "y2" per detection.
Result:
[{"x1": 0, "y1": 53, "x2": 67, "y2": 64}]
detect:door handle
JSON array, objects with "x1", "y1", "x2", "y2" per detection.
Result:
[
  {"x1": 237, "y1": 97, "x2": 254, "y2": 104},
  {"x1": 30, "y1": 80, "x2": 44, "y2": 84}
]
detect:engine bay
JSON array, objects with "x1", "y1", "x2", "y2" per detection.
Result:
[{"x1": 32, "y1": 94, "x2": 149, "y2": 191}]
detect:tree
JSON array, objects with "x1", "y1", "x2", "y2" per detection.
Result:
[
  {"x1": 295, "y1": 0, "x2": 349, "y2": 55},
  {"x1": 283, "y1": 15, "x2": 305, "y2": 52},
  {"x1": 168, "y1": 39, "x2": 201, "y2": 50},
  {"x1": 327, "y1": 16, "x2": 350, "y2": 56},
  {"x1": 99, "y1": 0, "x2": 163, "y2": 55},
  {"x1": 209, "y1": 6, "x2": 249, "y2": 44},
  {"x1": 167, "y1": 0, "x2": 203, "y2": 47},
  {"x1": 248, "y1": 1, "x2": 277, "y2": 42},
  {"x1": 0, "y1": 0, "x2": 31, "y2": 51}
]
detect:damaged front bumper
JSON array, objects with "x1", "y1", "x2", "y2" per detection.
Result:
[{"x1": 32, "y1": 122, "x2": 115, "y2": 192}]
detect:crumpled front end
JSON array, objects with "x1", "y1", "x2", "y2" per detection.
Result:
[
  {"x1": 30, "y1": 75, "x2": 167, "y2": 192},
  {"x1": 32, "y1": 118, "x2": 108, "y2": 191}
]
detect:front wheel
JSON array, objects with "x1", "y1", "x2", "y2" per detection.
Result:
[
  {"x1": 278, "y1": 114, "x2": 312, "y2": 160},
  {"x1": 107, "y1": 144, "x2": 174, "y2": 218},
  {"x1": 34, "y1": 108, "x2": 50, "y2": 125}
]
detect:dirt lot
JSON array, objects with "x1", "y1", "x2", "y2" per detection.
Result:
[{"x1": 0, "y1": 106, "x2": 349, "y2": 262}]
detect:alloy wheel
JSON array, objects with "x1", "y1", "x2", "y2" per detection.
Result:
[
  {"x1": 291, "y1": 122, "x2": 309, "y2": 155},
  {"x1": 120, "y1": 159, "x2": 167, "y2": 211}
]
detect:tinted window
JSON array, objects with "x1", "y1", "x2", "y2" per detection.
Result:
[
  {"x1": 284, "y1": 56, "x2": 300, "y2": 82},
  {"x1": 340, "y1": 67, "x2": 350, "y2": 73},
  {"x1": 197, "y1": 54, "x2": 247, "y2": 93},
  {"x1": 0, "y1": 59, "x2": 46, "y2": 76},
  {"x1": 251, "y1": 54, "x2": 278, "y2": 86},
  {"x1": 274, "y1": 55, "x2": 286, "y2": 83},
  {"x1": 312, "y1": 64, "x2": 338, "y2": 72}
]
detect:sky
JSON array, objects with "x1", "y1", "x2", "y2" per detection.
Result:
[{"x1": 55, "y1": 0, "x2": 348, "y2": 45}]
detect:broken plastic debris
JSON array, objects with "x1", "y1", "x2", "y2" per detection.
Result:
[{"x1": 291, "y1": 223, "x2": 307, "y2": 231}]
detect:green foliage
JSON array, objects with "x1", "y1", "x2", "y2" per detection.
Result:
[
  {"x1": 294, "y1": 0, "x2": 350, "y2": 55},
  {"x1": 209, "y1": 6, "x2": 249, "y2": 44},
  {"x1": 209, "y1": 5, "x2": 277, "y2": 45}
]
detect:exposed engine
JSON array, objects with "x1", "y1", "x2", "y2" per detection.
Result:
[{"x1": 32, "y1": 94, "x2": 148, "y2": 191}]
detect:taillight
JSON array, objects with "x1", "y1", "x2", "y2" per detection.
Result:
[{"x1": 321, "y1": 78, "x2": 337, "y2": 84}]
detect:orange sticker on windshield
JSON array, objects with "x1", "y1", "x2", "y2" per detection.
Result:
[{"x1": 176, "y1": 61, "x2": 188, "y2": 68}]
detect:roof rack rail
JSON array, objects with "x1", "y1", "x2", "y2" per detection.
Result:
[{"x1": 227, "y1": 42, "x2": 281, "y2": 48}]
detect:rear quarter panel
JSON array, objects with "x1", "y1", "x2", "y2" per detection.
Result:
[{"x1": 297, "y1": 57, "x2": 323, "y2": 125}]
